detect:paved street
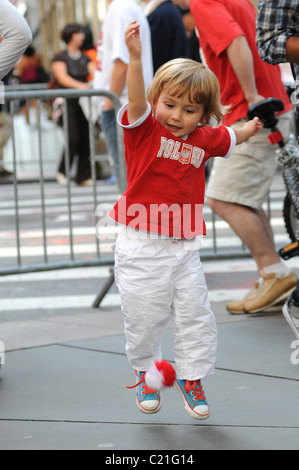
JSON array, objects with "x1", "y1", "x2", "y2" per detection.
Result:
[
  {"x1": 1, "y1": 252, "x2": 299, "y2": 450},
  {"x1": 0, "y1": 152, "x2": 299, "y2": 450},
  {"x1": 0, "y1": 170, "x2": 297, "y2": 348}
]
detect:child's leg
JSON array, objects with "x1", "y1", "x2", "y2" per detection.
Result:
[
  {"x1": 114, "y1": 234, "x2": 175, "y2": 371},
  {"x1": 171, "y1": 248, "x2": 217, "y2": 419},
  {"x1": 172, "y1": 249, "x2": 217, "y2": 380}
]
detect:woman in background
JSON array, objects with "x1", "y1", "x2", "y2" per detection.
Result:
[{"x1": 52, "y1": 23, "x2": 95, "y2": 187}]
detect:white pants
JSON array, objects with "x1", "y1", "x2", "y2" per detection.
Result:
[{"x1": 113, "y1": 227, "x2": 217, "y2": 380}]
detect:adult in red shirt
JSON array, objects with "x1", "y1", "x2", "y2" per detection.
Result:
[{"x1": 172, "y1": 0, "x2": 297, "y2": 314}]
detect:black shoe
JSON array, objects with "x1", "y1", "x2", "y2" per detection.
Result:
[{"x1": 0, "y1": 168, "x2": 12, "y2": 177}]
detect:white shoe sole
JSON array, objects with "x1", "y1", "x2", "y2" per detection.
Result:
[
  {"x1": 282, "y1": 303, "x2": 299, "y2": 340},
  {"x1": 136, "y1": 397, "x2": 162, "y2": 414},
  {"x1": 175, "y1": 380, "x2": 210, "y2": 420},
  {"x1": 244, "y1": 288, "x2": 295, "y2": 314}
]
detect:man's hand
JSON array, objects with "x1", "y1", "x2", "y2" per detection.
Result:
[{"x1": 247, "y1": 94, "x2": 266, "y2": 109}]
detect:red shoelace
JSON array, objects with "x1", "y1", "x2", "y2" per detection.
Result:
[
  {"x1": 184, "y1": 380, "x2": 206, "y2": 400},
  {"x1": 125, "y1": 371, "x2": 158, "y2": 395}
]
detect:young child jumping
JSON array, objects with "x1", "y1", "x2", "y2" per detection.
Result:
[{"x1": 110, "y1": 21, "x2": 261, "y2": 420}]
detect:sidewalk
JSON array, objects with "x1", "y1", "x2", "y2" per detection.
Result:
[{"x1": 0, "y1": 261, "x2": 299, "y2": 450}]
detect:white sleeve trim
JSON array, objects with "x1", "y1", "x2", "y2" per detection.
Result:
[
  {"x1": 224, "y1": 126, "x2": 236, "y2": 158},
  {"x1": 117, "y1": 102, "x2": 152, "y2": 129}
]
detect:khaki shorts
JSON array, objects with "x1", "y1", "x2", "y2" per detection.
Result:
[{"x1": 206, "y1": 110, "x2": 293, "y2": 210}]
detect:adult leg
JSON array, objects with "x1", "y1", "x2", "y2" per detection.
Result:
[
  {"x1": 101, "y1": 109, "x2": 119, "y2": 185},
  {"x1": 208, "y1": 196, "x2": 298, "y2": 313},
  {"x1": 57, "y1": 100, "x2": 77, "y2": 179},
  {"x1": 206, "y1": 111, "x2": 297, "y2": 313},
  {"x1": 207, "y1": 198, "x2": 280, "y2": 272},
  {"x1": 76, "y1": 104, "x2": 91, "y2": 184}
]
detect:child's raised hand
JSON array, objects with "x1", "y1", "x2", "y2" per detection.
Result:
[{"x1": 125, "y1": 21, "x2": 142, "y2": 59}]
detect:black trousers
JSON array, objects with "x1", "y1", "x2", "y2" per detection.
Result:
[{"x1": 58, "y1": 99, "x2": 91, "y2": 184}]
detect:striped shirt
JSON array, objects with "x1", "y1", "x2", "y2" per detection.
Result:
[{"x1": 256, "y1": 0, "x2": 299, "y2": 109}]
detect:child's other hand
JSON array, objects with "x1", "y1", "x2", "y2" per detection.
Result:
[
  {"x1": 235, "y1": 116, "x2": 262, "y2": 145},
  {"x1": 245, "y1": 116, "x2": 262, "y2": 137},
  {"x1": 125, "y1": 21, "x2": 141, "y2": 59}
]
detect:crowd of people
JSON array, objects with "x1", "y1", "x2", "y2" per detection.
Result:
[{"x1": 1, "y1": 0, "x2": 299, "y2": 421}]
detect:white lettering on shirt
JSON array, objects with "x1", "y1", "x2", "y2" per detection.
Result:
[{"x1": 156, "y1": 137, "x2": 205, "y2": 169}]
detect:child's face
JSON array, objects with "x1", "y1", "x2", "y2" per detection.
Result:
[{"x1": 154, "y1": 90, "x2": 205, "y2": 138}]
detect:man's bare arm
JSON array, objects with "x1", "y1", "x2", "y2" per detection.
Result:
[
  {"x1": 226, "y1": 35, "x2": 264, "y2": 107},
  {"x1": 0, "y1": 0, "x2": 32, "y2": 80}
]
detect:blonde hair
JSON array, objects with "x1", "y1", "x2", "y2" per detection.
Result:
[{"x1": 147, "y1": 58, "x2": 227, "y2": 125}]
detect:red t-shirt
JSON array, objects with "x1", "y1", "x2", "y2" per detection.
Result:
[
  {"x1": 109, "y1": 105, "x2": 235, "y2": 238},
  {"x1": 190, "y1": 0, "x2": 292, "y2": 126}
]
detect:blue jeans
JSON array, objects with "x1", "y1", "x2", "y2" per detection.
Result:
[{"x1": 101, "y1": 108, "x2": 120, "y2": 186}]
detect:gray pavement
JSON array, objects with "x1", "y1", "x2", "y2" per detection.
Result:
[
  {"x1": 0, "y1": 161, "x2": 298, "y2": 451},
  {"x1": 0, "y1": 260, "x2": 299, "y2": 451}
]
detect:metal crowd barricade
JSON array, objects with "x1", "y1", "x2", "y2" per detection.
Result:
[
  {"x1": 1, "y1": 86, "x2": 281, "y2": 307},
  {"x1": 1, "y1": 87, "x2": 125, "y2": 277}
]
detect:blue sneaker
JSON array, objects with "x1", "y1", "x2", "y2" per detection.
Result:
[
  {"x1": 176, "y1": 378, "x2": 210, "y2": 420},
  {"x1": 105, "y1": 174, "x2": 116, "y2": 185},
  {"x1": 126, "y1": 370, "x2": 162, "y2": 414}
]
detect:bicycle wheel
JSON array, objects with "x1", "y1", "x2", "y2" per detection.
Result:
[{"x1": 283, "y1": 192, "x2": 299, "y2": 242}]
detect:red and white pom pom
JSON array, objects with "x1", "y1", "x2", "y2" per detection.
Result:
[{"x1": 145, "y1": 360, "x2": 176, "y2": 391}]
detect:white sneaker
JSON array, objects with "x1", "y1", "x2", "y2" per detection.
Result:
[
  {"x1": 126, "y1": 370, "x2": 162, "y2": 414},
  {"x1": 56, "y1": 172, "x2": 67, "y2": 185},
  {"x1": 176, "y1": 378, "x2": 210, "y2": 420},
  {"x1": 283, "y1": 298, "x2": 299, "y2": 340}
]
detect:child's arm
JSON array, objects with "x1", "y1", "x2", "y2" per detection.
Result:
[
  {"x1": 125, "y1": 21, "x2": 148, "y2": 124},
  {"x1": 234, "y1": 117, "x2": 262, "y2": 145}
]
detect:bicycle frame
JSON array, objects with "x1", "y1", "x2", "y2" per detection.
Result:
[{"x1": 248, "y1": 98, "x2": 299, "y2": 260}]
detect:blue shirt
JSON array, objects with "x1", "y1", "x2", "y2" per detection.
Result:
[{"x1": 146, "y1": 1, "x2": 190, "y2": 72}]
